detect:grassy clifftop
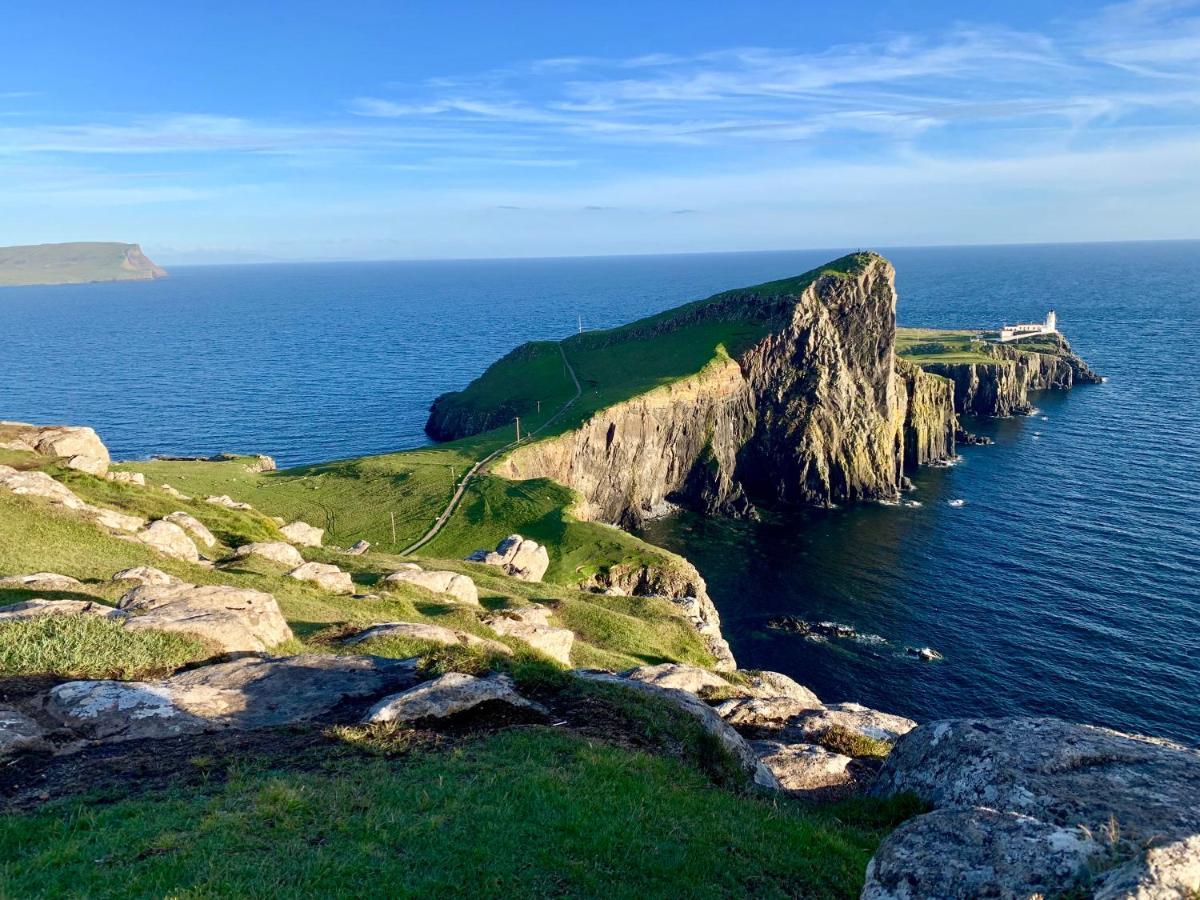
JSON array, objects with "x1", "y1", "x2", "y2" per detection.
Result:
[{"x1": 0, "y1": 242, "x2": 167, "y2": 287}]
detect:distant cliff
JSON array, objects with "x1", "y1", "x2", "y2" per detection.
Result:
[
  {"x1": 0, "y1": 242, "x2": 168, "y2": 287},
  {"x1": 435, "y1": 253, "x2": 959, "y2": 528}
]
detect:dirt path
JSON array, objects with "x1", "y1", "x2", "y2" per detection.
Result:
[{"x1": 400, "y1": 343, "x2": 581, "y2": 556}]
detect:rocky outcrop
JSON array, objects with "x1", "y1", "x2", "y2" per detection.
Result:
[
  {"x1": 866, "y1": 717, "x2": 1200, "y2": 899},
  {"x1": 42, "y1": 655, "x2": 418, "y2": 742},
  {"x1": 467, "y1": 534, "x2": 549, "y2": 582},
  {"x1": 0, "y1": 572, "x2": 83, "y2": 591},
  {"x1": 751, "y1": 740, "x2": 852, "y2": 790},
  {"x1": 136, "y1": 520, "x2": 201, "y2": 562},
  {"x1": 287, "y1": 562, "x2": 354, "y2": 594},
  {"x1": 118, "y1": 582, "x2": 293, "y2": 652},
  {"x1": 364, "y1": 672, "x2": 543, "y2": 724},
  {"x1": 163, "y1": 511, "x2": 216, "y2": 548},
  {"x1": 485, "y1": 606, "x2": 574, "y2": 665},
  {"x1": 0, "y1": 465, "x2": 143, "y2": 532},
  {"x1": 280, "y1": 521, "x2": 323, "y2": 547},
  {"x1": 896, "y1": 359, "x2": 957, "y2": 468},
  {"x1": 923, "y1": 335, "x2": 1102, "y2": 418},
  {"x1": 344, "y1": 622, "x2": 512, "y2": 656},
  {"x1": 0, "y1": 422, "x2": 110, "y2": 475},
  {"x1": 0, "y1": 598, "x2": 123, "y2": 622},
  {"x1": 382, "y1": 566, "x2": 479, "y2": 604},
  {"x1": 111, "y1": 566, "x2": 182, "y2": 586},
  {"x1": 230, "y1": 541, "x2": 304, "y2": 568}
]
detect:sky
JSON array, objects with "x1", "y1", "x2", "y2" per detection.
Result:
[{"x1": 2, "y1": 0, "x2": 1198, "y2": 262}]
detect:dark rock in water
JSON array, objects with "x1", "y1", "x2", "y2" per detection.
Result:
[
  {"x1": 768, "y1": 616, "x2": 878, "y2": 643},
  {"x1": 954, "y1": 427, "x2": 993, "y2": 446},
  {"x1": 905, "y1": 646, "x2": 943, "y2": 661}
]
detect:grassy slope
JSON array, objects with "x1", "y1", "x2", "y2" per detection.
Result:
[
  {"x1": 0, "y1": 728, "x2": 916, "y2": 899},
  {"x1": 895, "y1": 327, "x2": 1067, "y2": 365},
  {"x1": 0, "y1": 242, "x2": 164, "y2": 287}
]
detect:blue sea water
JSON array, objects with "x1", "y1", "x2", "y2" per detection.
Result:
[{"x1": 2, "y1": 241, "x2": 1198, "y2": 743}]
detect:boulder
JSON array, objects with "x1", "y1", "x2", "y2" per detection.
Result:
[
  {"x1": 866, "y1": 717, "x2": 1200, "y2": 900},
  {"x1": 345, "y1": 539, "x2": 370, "y2": 556},
  {"x1": 106, "y1": 471, "x2": 145, "y2": 486},
  {"x1": 287, "y1": 562, "x2": 354, "y2": 594},
  {"x1": 382, "y1": 568, "x2": 479, "y2": 605},
  {"x1": 136, "y1": 520, "x2": 201, "y2": 562},
  {"x1": 344, "y1": 622, "x2": 512, "y2": 657},
  {"x1": 486, "y1": 609, "x2": 574, "y2": 665},
  {"x1": 65, "y1": 455, "x2": 107, "y2": 476},
  {"x1": 0, "y1": 572, "x2": 83, "y2": 591},
  {"x1": 160, "y1": 484, "x2": 190, "y2": 500},
  {"x1": 279, "y1": 521, "x2": 323, "y2": 547},
  {"x1": 206, "y1": 494, "x2": 253, "y2": 510},
  {"x1": 751, "y1": 740, "x2": 852, "y2": 791},
  {"x1": 575, "y1": 671, "x2": 780, "y2": 789},
  {"x1": 622, "y1": 663, "x2": 732, "y2": 696},
  {"x1": 717, "y1": 696, "x2": 826, "y2": 729},
  {"x1": 788, "y1": 702, "x2": 916, "y2": 743},
  {"x1": 0, "y1": 465, "x2": 89, "y2": 510},
  {"x1": 231, "y1": 541, "x2": 304, "y2": 568},
  {"x1": 738, "y1": 670, "x2": 822, "y2": 706},
  {"x1": 467, "y1": 534, "x2": 549, "y2": 582},
  {"x1": 43, "y1": 655, "x2": 420, "y2": 742},
  {"x1": 1, "y1": 423, "x2": 111, "y2": 475},
  {"x1": 118, "y1": 582, "x2": 293, "y2": 652},
  {"x1": 863, "y1": 808, "x2": 1100, "y2": 900},
  {"x1": 163, "y1": 511, "x2": 217, "y2": 548},
  {"x1": 0, "y1": 598, "x2": 123, "y2": 622},
  {"x1": 364, "y1": 672, "x2": 542, "y2": 724},
  {"x1": 88, "y1": 506, "x2": 145, "y2": 533},
  {"x1": 246, "y1": 454, "x2": 276, "y2": 473},
  {"x1": 111, "y1": 566, "x2": 182, "y2": 587},
  {"x1": 0, "y1": 707, "x2": 49, "y2": 758}
]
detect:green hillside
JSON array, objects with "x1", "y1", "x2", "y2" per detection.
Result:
[{"x1": 0, "y1": 242, "x2": 167, "y2": 287}]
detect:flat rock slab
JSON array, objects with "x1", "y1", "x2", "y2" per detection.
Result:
[
  {"x1": 345, "y1": 622, "x2": 512, "y2": 657},
  {"x1": 867, "y1": 717, "x2": 1200, "y2": 899},
  {"x1": 118, "y1": 582, "x2": 293, "y2": 653},
  {"x1": 486, "y1": 616, "x2": 573, "y2": 666},
  {"x1": 0, "y1": 707, "x2": 50, "y2": 758},
  {"x1": 0, "y1": 572, "x2": 83, "y2": 592},
  {"x1": 44, "y1": 655, "x2": 421, "y2": 743},
  {"x1": 287, "y1": 562, "x2": 353, "y2": 595},
  {"x1": 718, "y1": 696, "x2": 828, "y2": 730},
  {"x1": 111, "y1": 566, "x2": 182, "y2": 586},
  {"x1": 621, "y1": 663, "x2": 732, "y2": 696},
  {"x1": 789, "y1": 702, "x2": 916, "y2": 743},
  {"x1": 0, "y1": 598, "x2": 123, "y2": 622},
  {"x1": 231, "y1": 541, "x2": 304, "y2": 568},
  {"x1": 382, "y1": 568, "x2": 478, "y2": 605},
  {"x1": 751, "y1": 740, "x2": 852, "y2": 791},
  {"x1": 205, "y1": 495, "x2": 253, "y2": 510},
  {"x1": 0, "y1": 465, "x2": 89, "y2": 510},
  {"x1": 365, "y1": 672, "x2": 542, "y2": 724}
]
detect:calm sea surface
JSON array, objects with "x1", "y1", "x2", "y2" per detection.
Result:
[{"x1": 3, "y1": 242, "x2": 1197, "y2": 743}]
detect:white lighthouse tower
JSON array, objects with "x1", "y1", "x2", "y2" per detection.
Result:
[{"x1": 1045, "y1": 310, "x2": 1057, "y2": 333}]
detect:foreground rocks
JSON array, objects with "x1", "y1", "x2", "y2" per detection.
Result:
[
  {"x1": 0, "y1": 598, "x2": 124, "y2": 622},
  {"x1": 0, "y1": 422, "x2": 110, "y2": 475},
  {"x1": 467, "y1": 534, "x2": 549, "y2": 582},
  {"x1": 751, "y1": 740, "x2": 852, "y2": 790},
  {"x1": 0, "y1": 465, "x2": 144, "y2": 533},
  {"x1": 287, "y1": 562, "x2": 354, "y2": 594},
  {"x1": 136, "y1": 520, "x2": 201, "y2": 562},
  {"x1": 118, "y1": 581, "x2": 293, "y2": 652},
  {"x1": 163, "y1": 511, "x2": 217, "y2": 548},
  {"x1": 230, "y1": 541, "x2": 304, "y2": 568},
  {"x1": 382, "y1": 565, "x2": 479, "y2": 605},
  {"x1": 485, "y1": 606, "x2": 574, "y2": 665},
  {"x1": 866, "y1": 717, "x2": 1200, "y2": 899},
  {"x1": 365, "y1": 672, "x2": 543, "y2": 724},
  {"x1": 344, "y1": 622, "x2": 512, "y2": 657},
  {"x1": 44, "y1": 655, "x2": 420, "y2": 742},
  {"x1": 0, "y1": 572, "x2": 83, "y2": 592}
]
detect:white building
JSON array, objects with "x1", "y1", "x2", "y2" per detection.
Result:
[{"x1": 998, "y1": 311, "x2": 1057, "y2": 343}]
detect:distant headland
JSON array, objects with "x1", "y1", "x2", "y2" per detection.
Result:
[{"x1": 0, "y1": 241, "x2": 168, "y2": 287}]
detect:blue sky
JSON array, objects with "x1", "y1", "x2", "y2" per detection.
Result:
[{"x1": 2, "y1": 0, "x2": 1198, "y2": 262}]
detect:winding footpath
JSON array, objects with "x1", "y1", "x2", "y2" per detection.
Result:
[{"x1": 400, "y1": 344, "x2": 582, "y2": 556}]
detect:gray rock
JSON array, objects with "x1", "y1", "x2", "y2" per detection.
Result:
[
  {"x1": 118, "y1": 582, "x2": 293, "y2": 652},
  {"x1": 751, "y1": 740, "x2": 852, "y2": 790},
  {"x1": 231, "y1": 541, "x2": 304, "y2": 568},
  {"x1": 789, "y1": 702, "x2": 916, "y2": 743},
  {"x1": 106, "y1": 471, "x2": 145, "y2": 486},
  {"x1": 205, "y1": 494, "x2": 253, "y2": 511},
  {"x1": 136, "y1": 520, "x2": 201, "y2": 562},
  {"x1": 717, "y1": 696, "x2": 825, "y2": 729},
  {"x1": 574, "y1": 670, "x2": 780, "y2": 789},
  {"x1": 0, "y1": 707, "x2": 49, "y2": 758},
  {"x1": 0, "y1": 598, "x2": 123, "y2": 622},
  {"x1": 486, "y1": 609, "x2": 574, "y2": 665},
  {"x1": 163, "y1": 511, "x2": 217, "y2": 548},
  {"x1": 44, "y1": 655, "x2": 419, "y2": 742},
  {"x1": 863, "y1": 808, "x2": 1100, "y2": 900},
  {"x1": 279, "y1": 521, "x2": 323, "y2": 547},
  {"x1": 246, "y1": 454, "x2": 276, "y2": 473},
  {"x1": 344, "y1": 621, "x2": 512, "y2": 656},
  {"x1": 467, "y1": 534, "x2": 549, "y2": 582},
  {"x1": 111, "y1": 566, "x2": 182, "y2": 586},
  {"x1": 622, "y1": 663, "x2": 732, "y2": 696},
  {"x1": 287, "y1": 561, "x2": 353, "y2": 594},
  {"x1": 0, "y1": 572, "x2": 83, "y2": 591},
  {"x1": 364, "y1": 672, "x2": 542, "y2": 724},
  {"x1": 345, "y1": 539, "x2": 370, "y2": 555},
  {"x1": 0, "y1": 465, "x2": 89, "y2": 510},
  {"x1": 382, "y1": 568, "x2": 479, "y2": 605},
  {"x1": 867, "y1": 717, "x2": 1200, "y2": 900},
  {"x1": 160, "y1": 484, "x2": 190, "y2": 500},
  {"x1": 88, "y1": 506, "x2": 146, "y2": 533},
  {"x1": 738, "y1": 670, "x2": 822, "y2": 706},
  {"x1": 1, "y1": 423, "x2": 111, "y2": 476}
]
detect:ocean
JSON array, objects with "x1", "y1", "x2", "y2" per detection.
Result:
[{"x1": 3, "y1": 241, "x2": 1197, "y2": 743}]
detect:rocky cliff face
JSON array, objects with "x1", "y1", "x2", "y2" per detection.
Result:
[
  {"x1": 924, "y1": 336, "x2": 1101, "y2": 417},
  {"x1": 496, "y1": 255, "x2": 956, "y2": 527}
]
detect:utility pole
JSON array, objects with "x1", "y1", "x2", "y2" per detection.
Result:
[
  {"x1": 536, "y1": 399, "x2": 541, "y2": 414},
  {"x1": 389, "y1": 511, "x2": 396, "y2": 545},
  {"x1": 514, "y1": 416, "x2": 521, "y2": 443},
  {"x1": 577, "y1": 314, "x2": 582, "y2": 334}
]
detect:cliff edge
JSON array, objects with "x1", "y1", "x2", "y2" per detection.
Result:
[{"x1": 0, "y1": 241, "x2": 168, "y2": 287}]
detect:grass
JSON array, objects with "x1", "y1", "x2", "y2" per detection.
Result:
[
  {"x1": 0, "y1": 728, "x2": 919, "y2": 899},
  {"x1": 0, "y1": 616, "x2": 213, "y2": 680},
  {"x1": 816, "y1": 725, "x2": 894, "y2": 760},
  {"x1": 894, "y1": 327, "x2": 995, "y2": 364}
]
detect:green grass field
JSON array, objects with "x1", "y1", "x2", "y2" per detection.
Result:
[{"x1": 894, "y1": 327, "x2": 996, "y2": 364}]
